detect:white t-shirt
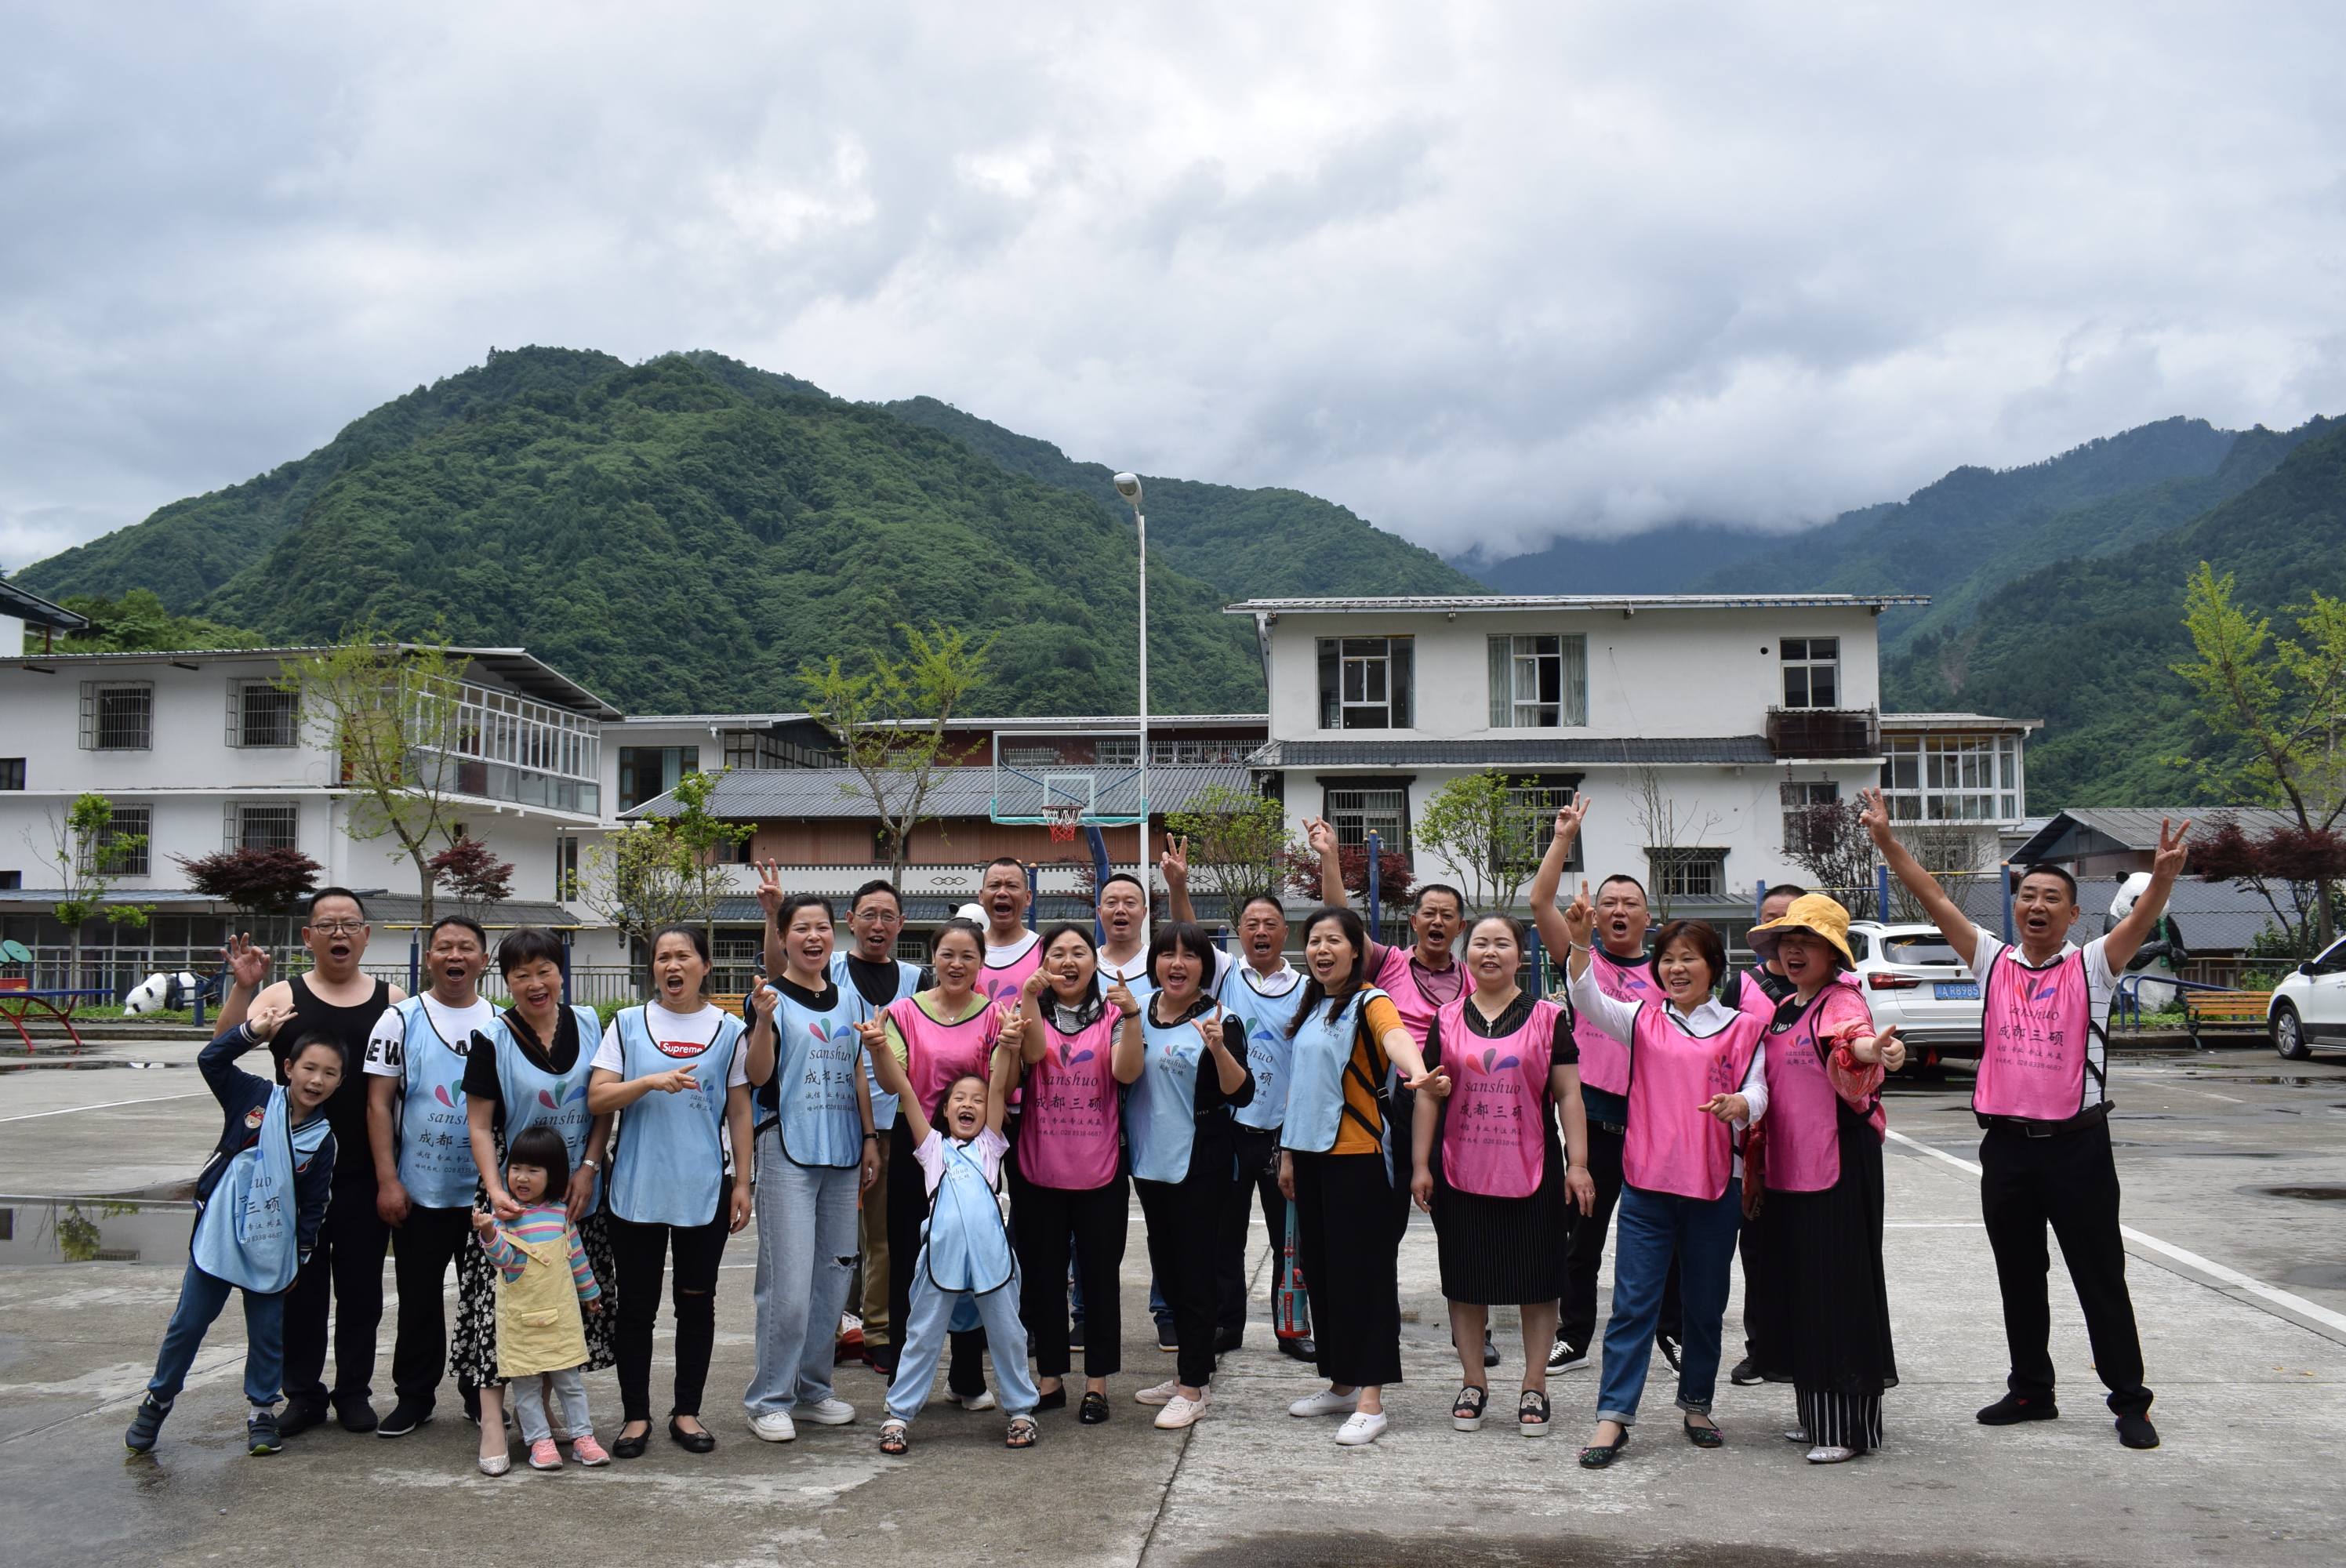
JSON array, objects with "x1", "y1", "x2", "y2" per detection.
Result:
[
  {"x1": 911, "y1": 1124, "x2": 1008, "y2": 1196},
  {"x1": 1102, "y1": 945, "x2": 1235, "y2": 994},
  {"x1": 362, "y1": 993, "x2": 499, "y2": 1076},
  {"x1": 1970, "y1": 925, "x2": 2115, "y2": 1110},
  {"x1": 985, "y1": 930, "x2": 1040, "y2": 965},
  {"x1": 592, "y1": 1002, "x2": 750, "y2": 1089}
]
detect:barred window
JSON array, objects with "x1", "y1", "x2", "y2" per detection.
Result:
[
  {"x1": 1324, "y1": 786, "x2": 1408, "y2": 852},
  {"x1": 228, "y1": 681, "x2": 300, "y2": 747},
  {"x1": 1645, "y1": 847, "x2": 1727, "y2": 901},
  {"x1": 80, "y1": 683, "x2": 153, "y2": 750},
  {"x1": 225, "y1": 803, "x2": 300, "y2": 851},
  {"x1": 88, "y1": 806, "x2": 152, "y2": 876}
]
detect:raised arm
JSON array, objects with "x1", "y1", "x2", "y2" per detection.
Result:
[
  {"x1": 1018, "y1": 967, "x2": 1052, "y2": 1064},
  {"x1": 1106, "y1": 978, "x2": 1147, "y2": 1086},
  {"x1": 1858, "y1": 786, "x2": 1978, "y2": 969},
  {"x1": 754, "y1": 859, "x2": 786, "y2": 982},
  {"x1": 212, "y1": 936, "x2": 275, "y2": 1032},
  {"x1": 1162, "y1": 837, "x2": 1198, "y2": 927},
  {"x1": 743, "y1": 977, "x2": 779, "y2": 1089},
  {"x1": 1304, "y1": 816, "x2": 1349, "y2": 910},
  {"x1": 2102, "y1": 818, "x2": 2191, "y2": 973},
  {"x1": 859, "y1": 1014, "x2": 927, "y2": 1144},
  {"x1": 1563, "y1": 895, "x2": 1638, "y2": 1046},
  {"x1": 1529, "y1": 797, "x2": 1591, "y2": 960},
  {"x1": 986, "y1": 1007, "x2": 1019, "y2": 1135}
]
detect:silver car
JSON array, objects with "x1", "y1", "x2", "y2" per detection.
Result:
[{"x1": 1846, "y1": 921, "x2": 1984, "y2": 1068}]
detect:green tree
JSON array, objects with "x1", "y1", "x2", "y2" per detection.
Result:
[
  {"x1": 2174, "y1": 562, "x2": 2346, "y2": 946},
  {"x1": 801, "y1": 622, "x2": 991, "y2": 891},
  {"x1": 576, "y1": 823, "x2": 715, "y2": 994},
  {"x1": 1164, "y1": 784, "x2": 1291, "y2": 913},
  {"x1": 663, "y1": 768, "x2": 753, "y2": 956},
  {"x1": 1414, "y1": 771, "x2": 1545, "y2": 917},
  {"x1": 22, "y1": 793, "x2": 154, "y2": 991},
  {"x1": 36, "y1": 588, "x2": 262, "y2": 655}
]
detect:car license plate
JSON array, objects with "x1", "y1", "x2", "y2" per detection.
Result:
[{"x1": 1934, "y1": 982, "x2": 1980, "y2": 1000}]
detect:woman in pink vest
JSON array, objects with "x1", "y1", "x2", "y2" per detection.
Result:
[
  {"x1": 1558, "y1": 840, "x2": 1770, "y2": 1468},
  {"x1": 1011, "y1": 924, "x2": 1145, "y2": 1424},
  {"x1": 1409, "y1": 914, "x2": 1595, "y2": 1436},
  {"x1": 1744, "y1": 894, "x2": 1907, "y2": 1463}
]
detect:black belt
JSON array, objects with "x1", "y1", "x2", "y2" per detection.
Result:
[{"x1": 1981, "y1": 1102, "x2": 2112, "y2": 1138}]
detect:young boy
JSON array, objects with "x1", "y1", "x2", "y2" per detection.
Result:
[{"x1": 127, "y1": 1005, "x2": 343, "y2": 1455}]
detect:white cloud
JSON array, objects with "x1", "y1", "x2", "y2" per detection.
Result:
[{"x1": 3, "y1": 0, "x2": 2344, "y2": 571}]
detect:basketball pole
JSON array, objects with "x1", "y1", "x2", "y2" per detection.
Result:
[{"x1": 1114, "y1": 472, "x2": 1149, "y2": 935}]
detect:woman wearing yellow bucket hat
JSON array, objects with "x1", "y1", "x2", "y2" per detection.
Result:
[{"x1": 1745, "y1": 894, "x2": 1906, "y2": 1463}]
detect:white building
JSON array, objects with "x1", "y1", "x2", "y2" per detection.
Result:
[{"x1": 1226, "y1": 594, "x2": 2038, "y2": 943}]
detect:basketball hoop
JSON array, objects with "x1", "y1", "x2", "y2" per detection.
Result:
[{"x1": 1046, "y1": 806, "x2": 1082, "y2": 843}]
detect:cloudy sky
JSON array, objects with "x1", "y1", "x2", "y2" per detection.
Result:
[{"x1": 5, "y1": 1, "x2": 2343, "y2": 572}]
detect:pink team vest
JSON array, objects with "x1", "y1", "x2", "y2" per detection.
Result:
[
  {"x1": 1018, "y1": 1011, "x2": 1123, "y2": 1190},
  {"x1": 982, "y1": 938, "x2": 1044, "y2": 1106},
  {"x1": 1435, "y1": 996, "x2": 1561, "y2": 1199},
  {"x1": 1763, "y1": 978, "x2": 1874, "y2": 1192},
  {"x1": 886, "y1": 995, "x2": 999, "y2": 1122},
  {"x1": 1621, "y1": 1004, "x2": 1767, "y2": 1201},
  {"x1": 1373, "y1": 945, "x2": 1463, "y2": 1051},
  {"x1": 1975, "y1": 945, "x2": 2097, "y2": 1120},
  {"x1": 1571, "y1": 948, "x2": 1653, "y2": 1098}
]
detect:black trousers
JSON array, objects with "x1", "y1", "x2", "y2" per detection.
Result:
[
  {"x1": 1291, "y1": 1149, "x2": 1403, "y2": 1388},
  {"x1": 282, "y1": 1171, "x2": 388, "y2": 1406},
  {"x1": 1009, "y1": 1166, "x2": 1128, "y2": 1381},
  {"x1": 1138, "y1": 1167, "x2": 1233, "y2": 1388},
  {"x1": 1560, "y1": 1122, "x2": 1681, "y2": 1351},
  {"x1": 608, "y1": 1201, "x2": 731, "y2": 1423},
  {"x1": 1979, "y1": 1116, "x2": 2151, "y2": 1416},
  {"x1": 882, "y1": 1116, "x2": 986, "y2": 1396},
  {"x1": 1738, "y1": 1221, "x2": 1764, "y2": 1361},
  {"x1": 389, "y1": 1203, "x2": 476, "y2": 1402},
  {"x1": 1220, "y1": 1124, "x2": 1297, "y2": 1338}
]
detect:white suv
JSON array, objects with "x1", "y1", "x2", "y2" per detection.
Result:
[
  {"x1": 2264, "y1": 938, "x2": 2346, "y2": 1060},
  {"x1": 1845, "y1": 921, "x2": 1984, "y2": 1068}
]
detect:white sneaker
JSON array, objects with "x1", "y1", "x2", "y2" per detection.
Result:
[
  {"x1": 1135, "y1": 1379, "x2": 1181, "y2": 1406},
  {"x1": 799, "y1": 1398, "x2": 856, "y2": 1426},
  {"x1": 1154, "y1": 1390, "x2": 1209, "y2": 1429},
  {"x1": 748, "y1": 1410, "x2": 797, "y2": 1443},
  {"x1": 1288, "y1": 1388, "x2": 1360, "y2": 1418},
  {"x1": 1335, "y1": 1410, "x2": 1388, "y2": 1446},
  {"x1": 946, "y1": 1388, "x2": 997, "y2": 1412},
  {"x1": 1806, "y1": 1444, "x2": 1858, "y2": 1464}
]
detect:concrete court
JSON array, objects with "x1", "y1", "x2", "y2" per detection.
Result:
[{"x1": 1, "y1": 1037, "x2": 2343, "y2": 1568}]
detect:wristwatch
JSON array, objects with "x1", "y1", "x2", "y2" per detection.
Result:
[{"x1": 582, "y1": 1158, "x2": 601, "y2": 1172}]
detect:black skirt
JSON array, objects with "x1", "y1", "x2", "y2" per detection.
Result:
[
  {"x1": 1754, "y1": 1102, "x2": 1899, "y2": 1396},
  {"x1": 1429, "y1": 1123, "x2": 1571, "y2": 1305}
]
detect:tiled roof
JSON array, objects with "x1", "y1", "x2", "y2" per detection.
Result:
[{"x1": 2009, "y1": 806, "x2": 2294, "y2": 862}]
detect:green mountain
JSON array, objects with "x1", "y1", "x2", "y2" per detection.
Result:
[
  {"x1": 1882, "y1": 419, "x2": 2346, "y2": 809},
  {"x1": 188, "y1": 354, "x2": 1265, "y2": 713}
]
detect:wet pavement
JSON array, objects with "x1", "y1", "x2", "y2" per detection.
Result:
[{"x1": 2, "y1": 1045, "x2": 2343, "y2": 1566}]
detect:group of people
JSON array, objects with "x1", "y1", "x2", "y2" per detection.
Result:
[{"x1": 125, "y1": 786, "x2": 2189, "y2": 1469}]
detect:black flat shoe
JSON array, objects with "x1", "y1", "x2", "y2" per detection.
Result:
[
  {"x1": 1079, "y1": 1392, "x2": 1110, "y2": 1425},
  {"x1": 335, "y1": 1395, "x2": 380, "y2": 1433},
  {"x1": 1034, "y1": 1387, "x2": 1068, "y2": 1411},
  {"x1": 2115, "y1": 1414, "x2": 2159, "y2": 1450},
  {"x1": 1977, "y1": 1393, "x2": 2058, "y2": 1425},
  {"x1": 1683, "y1": 1417, "x2": 1723, "y2": 1449},
  {"x1": 1276, "y1": 1335, "x2": 1317, "y2": 1363},
  {"x1": 612, "y1": 1425, "x2": 650, "y2": 1459},
  {"x1": 1729, "y1": 1356, "x2": 1763, "y2": 1386},
  {"x1": 1215, "y1": 1328, "x2": 1244, "y2": 1353},
  {"x1": 1578, "y1": 1429, "x2": 1629, "y2": 1468},
  {"x1": 667, "y1": 1416, "x2": 716, "y2": 1454},
  {"x1": 275, "y1": 1397, "x2": 329, "y2": 1439}
]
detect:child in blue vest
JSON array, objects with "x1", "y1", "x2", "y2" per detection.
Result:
[
  {"x1": 855, "y1": 1013, "x2": 1039, "y2": 1452},
  {"x1": 126, "y1": 1005, "x2": 342, "y2": 1455}
]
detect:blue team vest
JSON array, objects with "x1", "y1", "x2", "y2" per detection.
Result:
[
  {"x1": 390, "y1": 997, "x2": 480, "y2": 1209},
  {"x1": 830, "y1": 953, "x2": 921, "y2": 1131},
  {"x1": 492, "y1": 1004, "x2": 604, "y2": 1208},
  {"x1": 1280, "y1": 989, "x2": 1392, "y2": 1179},
  {"x1": 1224, "y1": 967, "x2": 1296, "y2": 1133},
  {"x1": 191, "y1": 1087, "x2": 332, "y2": 1293},
  {"x1": 922, "y1": 1137, "x2": 1013, "y2": 1294},
  {"x1": 607, "y1": 1007, "x2": 743, "y2": 1226},
  {"x1": 764, "y1": 985, "x2": 867, "y2": 1170},
  {"x1": 1128, "y1": 1010, "x2": 1208, "y2": 1183}
]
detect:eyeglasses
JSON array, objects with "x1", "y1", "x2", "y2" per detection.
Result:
[{"x1": 309, "y1": 920, "x2": 367, "y2": 935}]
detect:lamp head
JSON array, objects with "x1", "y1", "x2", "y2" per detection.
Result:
[{"x1": 1112, "y1": 472, "x2": 1142, "y2": 506}]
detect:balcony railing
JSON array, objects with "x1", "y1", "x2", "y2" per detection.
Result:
[{"x1": 1766, "y1": 706, "x2": 1879, "y2": 760}]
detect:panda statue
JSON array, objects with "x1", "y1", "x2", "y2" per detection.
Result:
[{"x1": 122, "y1": 971, "x2": 202, "y2": 1015}]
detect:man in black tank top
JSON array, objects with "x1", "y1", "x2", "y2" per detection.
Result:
[{"x1": 217, "y1": 888, "x2": 404, "y2": 1436}]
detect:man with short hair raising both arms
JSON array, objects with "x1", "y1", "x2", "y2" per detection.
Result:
[{"x1": 1863, "y1": 787, "x2": 2184, "y2": 1450}]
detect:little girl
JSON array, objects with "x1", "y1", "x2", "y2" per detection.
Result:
[
  {"x1": 471, "y1": 1125, "x2": 608, "y2": 1472},
  {"x1": 855, "y1": 1008, "x2": 1040, "y2": 1453}
]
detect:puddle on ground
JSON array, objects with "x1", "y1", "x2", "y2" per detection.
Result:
[
  {"x1": 0, "y1": 1189, "x2": 197, "y2": 1267},
  {"x1": 2282, "y1": 1265, "x2": 2346, "y2": 1290},
  {"x1": 0, "y1": 1060, "x2": 190, "y2": 1073},
  {"x1": 2243, "y1": 1185, "x2": 2346, "y2": 1201}
]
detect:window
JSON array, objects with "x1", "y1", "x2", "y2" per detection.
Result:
[
  {"x1": 1487, "y1": 635, "x2": 1588, "y2": 728},
  {"x1": 1504, "y1": 776, "x2": 1583, "y2": 873},
  {"x1": 225, "y1": 803, "x2": 299, "y2": 851},
  {"x1": 722, "y1": 730, "x2": 837, "y2": 770},
  {"x1": 0, "y1": 758, "x2": 23, "y2": 790},
  {"x1": 1645, "y1": 847, "x2": 1727, "y2": 901},
  {"x1": 1779, "y1": 780, "x2": 1839, "y2": 853},
  {"x1": 618, "y1": 746, "x2": 699, "y2": 812},
  {"x1": 80, "y1": 682, "x2": 154, "y2": 750},
  {"x1": 1779, "y1": 638, "x2": 1839, "y2": 709},
  {"x1": 1324, "y1": 786, "x2": 1409, "y2": 852},
  {"x1": 0, "y1": 872, "x2": 19, "y2": 891},
  {"x1": 1880, "y1": 735, "x2": 2020, "y2": 822},
  {"x1": 1317, "y1": 637, "x2": 1413, "y2": 730},
  {"x1": 228, "y1": 681, "x2": 300, "y2": 747},
  {"x1": 554, "y1": 836, "x2": 579, "y2": 899},
  {"x1": 87, "y1": 806, "x2": 151, "y2": 877}
]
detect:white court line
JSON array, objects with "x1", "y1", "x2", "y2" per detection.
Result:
[
  {"x1": 0, "y1": 1091, "x2": 209, "y2": 1123},
  {"x1": 1884, "y1": 1127, "x2": 2346, "y2": 1338}
]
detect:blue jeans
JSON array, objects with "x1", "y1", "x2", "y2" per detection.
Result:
[
  {"x1": 1596, "y1": 1180, "x2": 1741, "y2": 1427},
  {"x1": 886, "y1": 1254, "x2": 1038, "y2": 1423},
  {"x1": 513, "y1": 1367, "x2": 590, "y2": 1443},
  {"x1": 744, "y1": 1128, "x2": 861, "y2": 1418},
  {"x1": 148, "y1": 1259, "x2": 286, "y2": 1409}
]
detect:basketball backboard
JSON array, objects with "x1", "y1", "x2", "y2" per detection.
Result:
[{"x1": 990, "y1": 729, "x2": 1148, "y2": 826}]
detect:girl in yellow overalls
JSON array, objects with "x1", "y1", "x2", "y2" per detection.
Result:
[{"x1": 471, "y1": 1125, "x2": 608, "y2": 1472}]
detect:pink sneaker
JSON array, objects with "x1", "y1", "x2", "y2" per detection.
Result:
[
  {"x1": 571, "y1": 1434, "x2": 610, "y2": 1466},
  {"x1": 528, "y1": 1438, "x2": 563, "y2": 1471}
]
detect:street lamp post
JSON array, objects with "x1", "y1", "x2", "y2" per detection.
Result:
[{"x1": 1113, "y1": 472, "x2": 1149, "y2": 926}]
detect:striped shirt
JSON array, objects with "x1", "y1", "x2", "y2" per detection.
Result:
[{"x1": 477, "y1": 1205, "x2": 600, "y2": 1301}]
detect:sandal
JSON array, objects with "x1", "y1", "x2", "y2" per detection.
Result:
[
  {"x1": 1578, "y1": 1428, "x2": 1630, "y2": 1468},
  {"x1": 1518, "y1": 1388, "x2": 1551, "y2": 1436},
  {"x1": 1005, "y1": 1415, "x2": 1039, "y2": 1449},
  {"x1": 1451, "y1": 1386, "x2": 1487, "y2": 1432},
  {"x1": 878, "y1": 1419, "x2": 908, "y2": 1455},
  {"x1": 1683, "y1": 1415, "x2": 1723, "y2": 1449}
]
